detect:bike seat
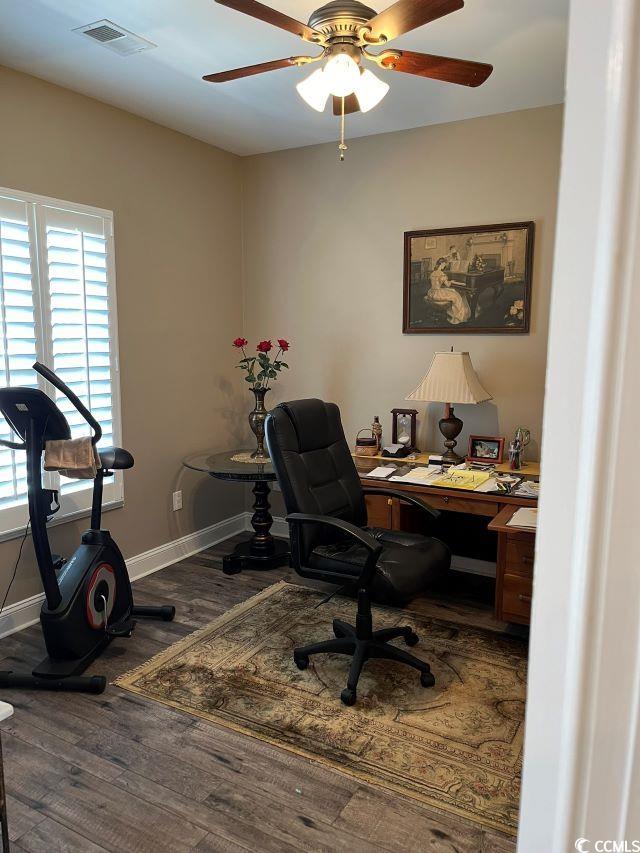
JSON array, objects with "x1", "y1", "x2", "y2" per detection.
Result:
[{"x1": 99, "y1": 447, "x2": 134, "y2": 471}]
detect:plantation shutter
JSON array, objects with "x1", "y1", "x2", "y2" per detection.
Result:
[
  {"x1": 0, "y1": 196, "x2": 39, "y2": 530},
  {"x1": 0, "y1": 188, "x2": 122, "y2": 538},
  {"x1": 39, "y1": 205, "x2": 120, "y2": 508},
  {"x1": 41, "y1": 207, "x2": 115, "y2": 448}
]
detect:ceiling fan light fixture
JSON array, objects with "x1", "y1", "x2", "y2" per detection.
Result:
[
  {"x1": 296, "y1": 68, "x2": 330, "y2": 111},
  {"x1": 205, "y1": 0, "x2": 495, "y2": 161},
  {"x1": 353, "y1": 68, "x2": 389, "y2": 112},
  {"x1": 323, "y1": 53, "x2": 361, "y2": 97}
]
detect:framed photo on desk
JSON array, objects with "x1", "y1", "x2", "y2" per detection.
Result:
[
  {"x1": 403, "y1": 221, "x2": 535, "y2": 334},
  {"x1": 468, "y1": 434, "x2": 505, "y2": 463}
]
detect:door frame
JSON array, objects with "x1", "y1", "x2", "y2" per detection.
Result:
[{"x1": 519, "y1": 0, "x2": 640, "y2": 849}]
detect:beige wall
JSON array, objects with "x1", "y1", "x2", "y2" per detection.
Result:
[
  {"x1": 0, "y1": 66, "x2": 246, "y2": 606},
  {"x1": 0, "y1": 66, "x2": 562, "y2": 611},
  {"x1": 242, "y1": 105, "x2": 563, "y2": 464}
]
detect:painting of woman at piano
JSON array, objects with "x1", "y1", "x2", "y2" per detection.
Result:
[{"x1": 403, "y1": 221, "x2": 535, "y2": 334}]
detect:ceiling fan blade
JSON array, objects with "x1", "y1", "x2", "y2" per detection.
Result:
[
  {"x1": 332, "y1": 94, "x2": 361, "y2": 116},
  {"x1": 214, "y1": 0, "x2": 324, "y2": 43},
  {"x1": 203, "y1": 57, "x2": 299, "y2": 82},
  {"x1": 364, "y1": 0, "x2": 464, "y2": 44},
  {"x1": 379, "y1": 50, "x2": 492, "y2": 87}
]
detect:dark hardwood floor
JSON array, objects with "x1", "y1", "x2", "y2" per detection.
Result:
[{"x1": 0, "y1": 535, "x2": 519, "y2": 852}]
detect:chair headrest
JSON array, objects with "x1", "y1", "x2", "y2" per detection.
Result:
[{"x1": 273, "y1": 399, "x2": 343, "y2": 454}]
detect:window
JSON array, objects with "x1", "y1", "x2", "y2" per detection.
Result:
[{"x1": 0, "y1": 187, "x2": 122, "y2": 538}]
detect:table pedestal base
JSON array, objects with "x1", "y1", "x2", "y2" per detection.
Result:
[
  {"x1": 222, "y1": 480, "x2": 290, "y2": 575},
  {"x1": 223, "y1": 537, "x2": 290, "y2": 575}
]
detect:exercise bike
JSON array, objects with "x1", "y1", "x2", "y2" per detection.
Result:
[{"x1": 0, "y1": 361, "x2": 175, "y2": 694}]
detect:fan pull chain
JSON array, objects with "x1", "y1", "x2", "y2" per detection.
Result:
[{"x1": 338, "y1": 96, "x2": 348, "y2": 162}]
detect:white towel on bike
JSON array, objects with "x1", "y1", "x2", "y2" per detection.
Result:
[{"x1": 44, "y1": 437, "x2": 100, "y2": 479}]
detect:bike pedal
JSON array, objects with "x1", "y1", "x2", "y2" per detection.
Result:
[{"x1": 107, "y1": 618, "x2": 136, "y2": 638}]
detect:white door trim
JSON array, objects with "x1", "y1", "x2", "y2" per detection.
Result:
[{"x1": 519, "y1": 0, "x2": 640, "y2": 849}]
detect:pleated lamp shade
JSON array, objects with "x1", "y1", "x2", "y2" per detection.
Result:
[{"x1": 406, "y1": 351, "x2": 492, "y2": 404}]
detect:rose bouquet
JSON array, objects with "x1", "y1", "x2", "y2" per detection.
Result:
[
  {"x1": 232, "y1": 337, "x2": 291, "y2": 460},
  {"x1": 233, "y1": 337, "x2": 290, "y2": 389}
]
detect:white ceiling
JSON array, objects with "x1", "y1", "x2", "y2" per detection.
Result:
[{"x1": 0, "y1": 0, "x2": 568, "y2": 156}]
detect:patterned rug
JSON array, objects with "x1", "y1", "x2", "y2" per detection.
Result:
[{"x1": 115, "y1": 581, "x2": 527, "y2": 834}]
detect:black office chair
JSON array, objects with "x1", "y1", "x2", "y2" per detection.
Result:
[{"x1": 265, "y1": 399, "x2": 451, "y2": 705}]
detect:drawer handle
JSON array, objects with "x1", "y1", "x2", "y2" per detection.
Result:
[
  {"x1": 518, "y1": 594, "x2": 532, "y2": 603},
  {"x1": 387, "y1": 498, "x2": 393, "y2": 506},
  {"x1": 443, "y1": 496, "x2": 449, "y2": 503},
  {"x1": 521, "y1": 556, "x2": 534, "y2": 565}
]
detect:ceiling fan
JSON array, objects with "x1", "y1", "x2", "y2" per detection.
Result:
[{"x1": 204, "y1": 0, "x2": 493, "y2": 158}]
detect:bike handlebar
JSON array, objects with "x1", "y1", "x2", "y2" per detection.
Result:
[
  {"x1": 0, "y1": 438, "x2": 26, "y2": 450},
  {"x1": 33, "y1": 362, "x2": 103, "y2": 445}
]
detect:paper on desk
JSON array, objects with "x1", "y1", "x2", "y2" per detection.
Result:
[
  {"x1": 514, "y1": 481, "x2": 540, "y2": 498},
  {"x1": 429, "y1": 470, "x2": 491, "y2": 490},
  {"x1": 389, "y1": 466, "x2": 441, "y2": 485},
  {"x1": 508, "y1": 507, "x2": 538, "y2": 529},
  {"x1": 474, "y1": 477, "x2": 499, "y2": 493},
  {"x1": 364, "y1": 466, "x2": 396, "y2": 479},
  {"x1": 474, "y1": 476, "x2": 521, "y2": 493}
]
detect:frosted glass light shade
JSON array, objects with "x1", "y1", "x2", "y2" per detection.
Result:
[
  {"x1": 296, "y1": 68, "x2": 330, "y2": 112},
  {"x1": 353, "y1": 68, "x2": 389, "y2": 112},
  {"x1": 323, "y1": 54, "x2": 360, "y2": 97}
]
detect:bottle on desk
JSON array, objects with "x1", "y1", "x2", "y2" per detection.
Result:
[{"x1": 372, "y1": 416, "x2": 383, "y2": 452}]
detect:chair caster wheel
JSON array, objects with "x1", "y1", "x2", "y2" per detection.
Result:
[
  {"x1": 420, "y1": 671, "x2": 435, "y2": 688},
  {"x1": 405, "y1": 631, "x2": 419, "y2": 647},
  {"x1": 341, "y1": 688, "x2": 356, "y2": 706},
  {"x1": 294, "y1": 654, "x2": 309, "y2": 670}
]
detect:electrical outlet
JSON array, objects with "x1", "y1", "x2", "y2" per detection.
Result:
[{"x1": 172, "y1": 490, "x2": 183, "y2": 511}]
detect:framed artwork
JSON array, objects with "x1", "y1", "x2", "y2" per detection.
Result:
[
  {"x1": 467, "y1": 435, "x2": 505, "y2": 463},
  {"x1": 403, "y1": 221, "x2": 535, "y2": 334}
]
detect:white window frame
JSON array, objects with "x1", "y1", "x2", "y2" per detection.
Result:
[{"x1": 0, "y1": 185, "x2": 123, "y2": 541}]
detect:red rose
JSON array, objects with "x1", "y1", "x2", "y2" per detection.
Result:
[
  {"x1": 233, "y1": 337, "x2": 248, "y2": 348},
  {"x1": 277, "y1": 339, "x2": 290, "y2": 351},
  {"x1": 256, "y1": 340, "x2": 272, "y2": 353}
]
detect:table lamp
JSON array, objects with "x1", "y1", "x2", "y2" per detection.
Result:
[{"x1": 406, "y1": 350, "x2": 492, "y2": 464}]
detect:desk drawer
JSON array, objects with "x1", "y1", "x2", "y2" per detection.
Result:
[
  {"x1": 365, "y1": 494, "x2": 393, "y2": 529},
  {"x1": 505, "y1": 537, "x2": 535, "y2": 577},
  {"x1": 420, "y1": 493, "x2": 497, "y2": 517},
  {"x1": 501, "y1": 573, "x2": 533, "y2": 623}
]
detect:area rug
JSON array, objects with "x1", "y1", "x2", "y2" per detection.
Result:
[{"x1": 115, "y1": 581, "x2": 527, "y2": 834}]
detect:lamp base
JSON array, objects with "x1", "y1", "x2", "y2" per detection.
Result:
[{"x1": 438, "y1": 405, "x2": 464, "y2": 465}]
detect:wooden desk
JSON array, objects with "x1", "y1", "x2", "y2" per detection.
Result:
[
  {"x1": 488, "y1": 506, "x2": 536, "y2": 625},
  {"x1": 355, "y1": 451, "x2": 540, "y2": 479},
  {"x1": 355, "y1": 457, "x2": 538, "y2": 625}
]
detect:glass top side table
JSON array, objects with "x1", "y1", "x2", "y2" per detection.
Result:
[{"x1": 183, "y1": 449, "x2": 289, "y2": 575}]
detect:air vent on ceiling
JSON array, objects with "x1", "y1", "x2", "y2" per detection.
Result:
[{"x1": 73, "y1": 19, "x2": 157, "y2": 56}]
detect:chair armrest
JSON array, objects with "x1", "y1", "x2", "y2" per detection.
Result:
[
  {"x1": 286, "y1": 513, "x2": 382, "y2": 554},
  {"x1": 361, "y1": 487, "x2": 441, "y2": 520},
  {"x1": 285, "y1": 513, "x2": 382, "y2": 585}
]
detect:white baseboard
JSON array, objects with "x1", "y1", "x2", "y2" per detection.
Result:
[
  {"x1": 127, "y1": 513, "x2": 247, "y2": 583},
  {"x1": 450, "y1": 555, "x2": 496, "y2": 578},
  {"x1": 0, "y1": 593, "x2": 47, "y2": 641},
  {"x1": 264, "y1": 515, "x2": 289, "y2": 538},
  {"x1": 0, "y1": 512, "x2": 248, "y2": 640}
]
